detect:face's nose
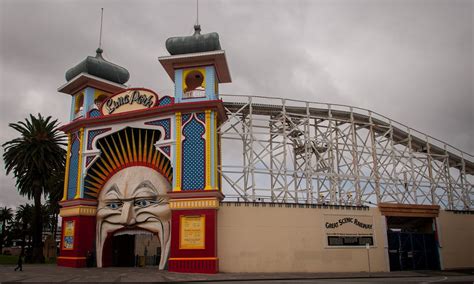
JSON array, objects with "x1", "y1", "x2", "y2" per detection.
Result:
[{"x1": 120, "y1": 202, "x2": 136, "y2": 226}]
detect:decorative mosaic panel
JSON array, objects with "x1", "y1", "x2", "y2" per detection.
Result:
[
  {"x1": 196, "y1": 112, "x2": 205, "y2": 122},
  {"x1": 181, "y1": 116, "x2": 205, "y2": 190},
  {"x1": 87, "y1": 128, "x2": 111, "y2": 150},
  {"x1": 159, "y1": 146, "x2": 171, "y2": 157},
  {"x1": 158, "y1": 96, "x2": 174, "y2": 106},
  {"x1": 182, "y1": 113, "x2": 192, "y2": 123},
  {"x1": 89, "y1": 109, "x2": 102, "y2": 118},
  {"x1": 85, "y1": 155, "x2": 96, "y2": 167},
  {"x1": 145, "y1": 118, "x2": 171, "y2": 140}
]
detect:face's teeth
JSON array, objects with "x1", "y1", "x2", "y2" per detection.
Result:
[
  {"x1": 139, "y1": 221, "x2": 170, "y2": 270},
  {"x1": 114, "y1": 229, "x2": 154, "y2": 236},
  {"x1": 97, "y1": 221, "x2": 120, "y2": 268}
]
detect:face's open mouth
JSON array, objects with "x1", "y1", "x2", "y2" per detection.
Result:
[{"x1": 98, "y1": 222, "x2": 171, "y2": 269}]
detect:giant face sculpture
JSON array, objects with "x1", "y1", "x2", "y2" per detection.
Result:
[{"x1": 96, "y1": 166, "x2": 171, "y2": 269}]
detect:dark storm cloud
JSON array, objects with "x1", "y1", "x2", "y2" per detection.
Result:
[{"x1": 0, "y1": 0, "x2": 472, "y2": 207}]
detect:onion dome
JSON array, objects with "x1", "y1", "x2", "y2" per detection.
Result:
[
  {"x1": 166, "y1": 25, "x2": 221, "y2": 55},
  {"x1": 65, "y1": 48, "x2": 130, "y2": 84}
]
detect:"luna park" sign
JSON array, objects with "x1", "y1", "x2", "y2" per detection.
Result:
[{"x1": 101, "y1": 88, "x2": 158, "y2": 115}]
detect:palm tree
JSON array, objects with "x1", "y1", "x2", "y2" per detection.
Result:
[
  {"x1": 15, "y1": 204, "x2": 33, "y2": 257},
  {"x1": 2, "y1": 114, "x2": 66, "y2": 262},
  {"x1": 45, "y1": 167, "x2": 64, "y2": 241},
  {"x1": 0, "y1": 206, "x2": 14, "y2": 253}
]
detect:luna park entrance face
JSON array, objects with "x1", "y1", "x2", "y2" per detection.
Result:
[{"x1": 111, "y1": 233, "x2": 161, "y2": 267}]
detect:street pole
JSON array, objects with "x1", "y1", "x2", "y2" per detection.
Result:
[{"x1": 366, "y1": 243, "x2": 371, "y2": 276}]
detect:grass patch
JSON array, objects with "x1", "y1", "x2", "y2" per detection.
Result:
[
  {"x1": 0, "y1": 254, "x2": 57, "y2": 265},
  {"x1": 0, "y1": 254, "x2": 18, "y2": 265}
]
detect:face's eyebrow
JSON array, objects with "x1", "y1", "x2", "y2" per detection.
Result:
[
  {"x1": 132, "y1": 180, "x2": 158, "y2": 196},
  {"x1": 104, "y1": 184, "x2": 121, "y2": 199}
]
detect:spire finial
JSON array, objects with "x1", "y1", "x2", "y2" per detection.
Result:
[
  {"x1": 193, "y1": 0, "x2": 201, "y2": 35},
  {"x1": 194, "y1": 24, "x2": 201, "y2": 35},
  {"x1": 196, "y1": 0, "x2": 199, "y2": 26},
  {"x1": 98, "y1": 8, "x2": 104, "y2": 50}
]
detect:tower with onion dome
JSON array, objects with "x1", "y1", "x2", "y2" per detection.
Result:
[
  {"x1": 57, "y1": 47, "x2": 131, "y2": 268},
  {"x1": 159, "y1": 23, "x2": 231, "y2": 274}
]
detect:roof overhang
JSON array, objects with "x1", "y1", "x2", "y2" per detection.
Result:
[
  {"x1": 57, "y1": 72, "x2": 127, "y2": 95},
  {"x1": 378, "y1": 203, "x2": 440, "y2": 218},
  {"x1": 158, "y1": 50, "x2": 231, "y2": 83},
  {"x1": 59, "y1": 99, "x2": 228, "y2": 133}
]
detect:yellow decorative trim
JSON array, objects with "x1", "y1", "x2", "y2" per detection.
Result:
[
  {"x1": 170, "y1": 198, "x2": 220, "y2": 210},
  {"x1": 205, "y1": 110, "x2": 212, "y2": 190},
  {"x1": 60, "y1": 205, "x2": 97, "y2": 217},
  {"x1": 169, "y1": 257, "x2": 218, "y2": 261},
  {"x1": 74, "y1": 92, "x2": 84, "y2": 114},
  {"x1": 74, "y1": 128, "x2": 84, "y2": 199},
  {"x1": 62, "y1": 134, "x2": 72, "y2": 201},
  {"x1": 174, "y1": 112, "x2": 182, "y2": 192},
  {"x1": 213, "y1": 112, "x2": 218, "y2": 189}
]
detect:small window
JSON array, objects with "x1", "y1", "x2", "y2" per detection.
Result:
[
  {"x1": 74, "y1": 92, "x2": 84, "y2": 114},
  {"x1": 94, "y1": 94, "x2": 108, "y2": 107},
  {"x1": 184, "y1": 70, "x2": 205, "y2": 92}
]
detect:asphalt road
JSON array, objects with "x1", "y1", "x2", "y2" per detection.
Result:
[
  {"x1": 0, "y1": 264, "x2": 472, "y2": 283},
  {"x1": 208, "y1": 276, "x2": 474, "y2": 283}
]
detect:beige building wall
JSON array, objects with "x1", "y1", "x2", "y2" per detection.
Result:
[
  {"x1": 217, "y1": 203, "x2": 388, "y2": 273},
  {"x1": 438, "y1": 211, "x2": 474, "y2": 269}
]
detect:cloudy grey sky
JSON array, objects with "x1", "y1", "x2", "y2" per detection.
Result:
[{"x1": 0, "y1": 0, "x2": 472, "y2": 208}]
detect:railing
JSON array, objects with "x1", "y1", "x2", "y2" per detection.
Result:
[{"x1": 220, "y1": 94, "x2": 473, "y2": 162}]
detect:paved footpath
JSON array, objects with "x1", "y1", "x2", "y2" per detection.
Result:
[{"x1": 1, "y1": 264, "x2": 473, "y2": 283}]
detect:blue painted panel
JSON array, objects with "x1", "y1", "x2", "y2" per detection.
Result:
[
  {"x1": 182, "y1": 117, "x2": 205, "y2": 190},
  {"x1": 84, "y1": 87, "x2": 95, "y2": 116},
  {"x1": 67, "y1": 137, "x2": 79, "y2": 199},
  {"x1": 69, "y1": 97, "x2": 75, "y2": 121},
  {"x1": 205, "y1": 66, "x2": 216, "y2": 100},
  {"x1": 174, "y1": 69, "x2": 183, "y2": 103}
]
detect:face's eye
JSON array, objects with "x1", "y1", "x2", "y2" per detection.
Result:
[
  {"x1": 134, "y1": 199, "x2": 153, "y2": 208},
  {"x1": 106, "y1": 202, "x2": 123, "y2": 210}
]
